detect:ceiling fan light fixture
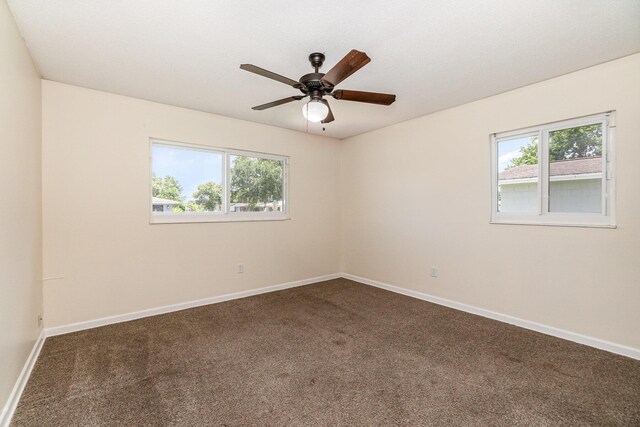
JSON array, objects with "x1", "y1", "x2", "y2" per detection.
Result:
[{"x1": 302, "y1": 100, "x2": 329, "y2": 123}]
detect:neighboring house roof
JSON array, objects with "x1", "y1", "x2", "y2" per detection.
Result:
[
  {"x1": 499, "y1": 156, "x2": 602, "y2": 180},
  {"x1": 152, "y1": 197, "x2": 180, "y2": 205}
]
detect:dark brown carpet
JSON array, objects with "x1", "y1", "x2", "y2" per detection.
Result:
[{"x1": 11, "y1": 279, "x2": 640, "y2": 426}]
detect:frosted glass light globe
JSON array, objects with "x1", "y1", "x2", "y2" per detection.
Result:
[{"x1": 302, "y1": 100, "x2": 329, "y2": 123}]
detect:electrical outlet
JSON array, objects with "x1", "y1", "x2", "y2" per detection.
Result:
[
  {"x1": 430, "y1": 267, "x2": 438, "y2": 278},
  {"x1": 238, "y1": 264, "x2": 244, "y2": 274}
]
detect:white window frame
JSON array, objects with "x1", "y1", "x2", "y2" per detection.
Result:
[
  {"x1": 490, "y1": 112, "x2": 615, "y2": 228},
  {"x1": 150, "y1": 138, "x2": 289, "y2": 224}
]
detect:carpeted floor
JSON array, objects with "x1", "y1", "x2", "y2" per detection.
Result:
[{"x1": 11, "y1": 278, "x2": 640, "y2": 426}]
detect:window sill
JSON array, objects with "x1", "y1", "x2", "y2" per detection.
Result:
[
  {"x1": 490, "y1": 220, "x2": 616, "y2": 229},
  {"x1": 150, "y1": 214, "x2": 290, "y2": 224}
]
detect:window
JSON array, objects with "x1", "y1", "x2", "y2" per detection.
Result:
[
  {"x1": 150, "y1": 139, "x2": 288, "y2": 223},
  {"x1": 491, "y1": 112, "x2": 615, "y2": 227}
]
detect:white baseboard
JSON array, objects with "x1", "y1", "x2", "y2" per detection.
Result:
[
  {"x1": 40, "y1": 270, "x2": 640, "y2": 357},
  {"x1": 45, "y1": 273, "x2": 342, "y2": 337},
  {"x1": 342, "y1": 273, "x2": 640, "y2": 361},
  {"x1": 0, "y1": 330, "x2": 46, "y2": 427}
]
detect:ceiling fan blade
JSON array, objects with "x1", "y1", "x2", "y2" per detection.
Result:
[
  {"x1": 240, "y1": 64, "x2": 302, "y2": 88},
  {"x1": 321, "y1": 50, "x2": 371, "y2": 87},
  {"x1": 332, "y1": 89, "x2": 396, "y2": 105},
  {"x1": 321, "y1": 100, "x2": 334, "y2": 123},
  {"x1": 252, "y1": 96, "x2": 305, "y2": 111}
]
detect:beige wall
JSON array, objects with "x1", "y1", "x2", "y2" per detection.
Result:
[
  {"x1": 0, "y1": 0, "x2": 43, "y2": 416},
  {"x1": 341, "y1": 54, "x2": 640, "y2": 349},
  {"x1": 42, "y1": 81, "x2": 341, "y2": 327}
]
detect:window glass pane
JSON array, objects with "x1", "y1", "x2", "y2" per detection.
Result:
[
  {"x1": 548, "y1": 124, "x2": 603, "y2": 213},
  {"x1": 151, "y1": 144, "x2": 223, "y2": 213},
  {"x1": 497, "y1": 135, "x2": 539, "y2": 213},
  {"x1": 229, "y1": 155, "x2": 284, "y2": 213}
]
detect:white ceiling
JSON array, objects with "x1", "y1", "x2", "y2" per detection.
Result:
[{"x1": 7, "y1": 0, "x2": 640, "y2": 139}]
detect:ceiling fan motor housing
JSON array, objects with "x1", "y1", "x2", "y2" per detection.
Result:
[
  {"x1": 299, "y1": 73, "x2": 329, "y2": 97},
  {"x1": 302, "y1": 52, "x2": 333, "y2": 98}
]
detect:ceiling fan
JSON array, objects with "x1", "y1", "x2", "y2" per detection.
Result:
[{"x1": 240, "y1": 50, "x2": 396, "y2": 124}]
